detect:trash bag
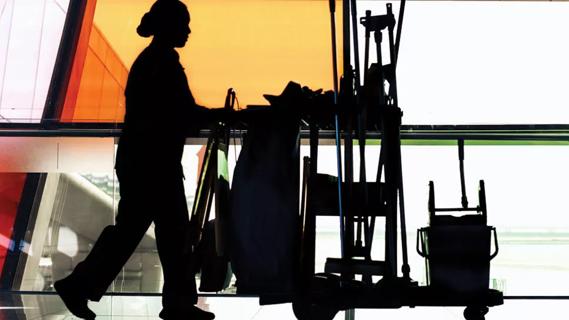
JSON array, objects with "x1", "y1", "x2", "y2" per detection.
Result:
[{"x1": 229, "y1": 102, "x2": 300, "y2": 295}]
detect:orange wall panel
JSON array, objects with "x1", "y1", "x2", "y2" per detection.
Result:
[
  {"x1": 61, "y1": 0, "x2": 127, "y2": 123},
  {"x1": 99, "y1": 70, "x2": 121, "y2": 122},
  {"x1": 92, "y1": 0, "x2": 341, "y2": 110},
  {"x1": 73, "y1": 49, "x2": 106, "y2": 122},
  {"x1": 63, "y1": 0, "x2": 340, "y2": 123},
  {"x1": 61, "y1": 0, "x2": 98, "y2": 122},
  {"x1": 62, "y1": 26, "x2": 127, "y2": 123},
  {"x1": 89, "y1": 27, "x2": 107, "y2": 61}
]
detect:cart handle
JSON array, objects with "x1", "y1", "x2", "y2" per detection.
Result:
[
  {"x1": 417, "y1": 227, "x2": 500, "y2": 260},
  {"x1": 490, "y1": 227, "x2": 499, "y2": 260},
  {"x1": 416, "y1": 228, "x2": 428, "y2": 258}
]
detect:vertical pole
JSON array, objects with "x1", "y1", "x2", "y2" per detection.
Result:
[
  {"x1": 350, "y1": 0, "x2": 366, "y2": 255},
  {"x1": 363, "y1": 10, "x2": 371, "y2": 87},
  {"x1": 310, "y1": 124, "x2": 319, "y2": 176},
  {"x1": 343, "y1": 0, "x2": 351, "y2": 85},
  {"x1": 388, "y1": 3, "x2": 410, "y2": 280},
  {"x1": 350, "y1": 0, "x2": 361, "y2": 90},
  {"x1": 387, "y1": 4, "x2": 399, "y2": 107},
  {"x1": 458, "y1": 139, "x2": 469, "y2": 209},
  {"x1": 395, "y1": 0, "x2": 407, "y2": 62},
  {"x1": 299, "y1": 157, "x2": 315, "y2": 286},
  {"x1": 329, "y1": 0, "x2": 345, "y2": 259},
  {"x1": 341, "y1": 0, "x2": 355, "y2": 261}
]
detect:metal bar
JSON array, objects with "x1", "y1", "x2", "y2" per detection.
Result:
[
  {"x1": 343, "y1": 0, "x2": 351, "y2": 85},
  {"x1": 382, "y1": 118, "x2": 398, "y2": 278},
  {"x1": 363, "y1": 10, "x2": 372, "y2": 86},
  {"x1": 366, "y1": 149, "x2": 382, "y2": 257},
  {"x1": 330, "y1": 0, "x2": 346, "y2": 259},
  {"x1": 394, "y1": 0, "x2": 407, "y2": 62},
  {"x1": 350, "y1": 0, "x2": 368, "y2": 255},
  {"x1": 310, "y1": 124, "x2": 319, "y2": 175},
  {"x1": 504, "y1": 296, "x2": 569, "y2": 300},
  {"x1": 7, "y1": 290, "x2": 569, "y2": 301},
  {"x1": 4, "y1": 128, "x2": 569, "y2": 143},
  {"x1": 344, "y1": 121, "x2": 355, "y2": 259},
  {"x1": 458, "y1": 139, "x2": 469, "y2": 208},
  {"x1": 342, "y1": 0, "x2": 356, "y2": 257},
  {"x1": 6, "y1": 120, "x2": 569, "y2": 133},
  {"x1": 313, "y1": 131, "x2": 569, "y2": 142},
  {"x1": 42, "y1": 0, "x2": 89, "y2": 127},
  {"x1": 434, "y1": 207, "x2": 480, "y2": 212},
  {"x1": 350, "y1": 0, "x2": 362, "y2": 90},
  {"x1": 387, "y1": 4, "x2": 399, "y2": 107},
  {"x1": 395, "y1": 126, "x2": 410, "y2": 279},
  {"x1": 341, "y1": 0, "x2": 355, "y2": 262},
  {"x1": 399, "y1": 124, "x2": 569, "y2": 131},
  {"x1": 386, "y1": 3, "x2": 410, "y2": 280},
  {"x1": 299, "y1": 157, "x2": 316, "y2": 284}
]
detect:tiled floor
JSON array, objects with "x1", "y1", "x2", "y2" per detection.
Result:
[{"x1": 0, "y1": 293, "x2": 566, "y2": 319}]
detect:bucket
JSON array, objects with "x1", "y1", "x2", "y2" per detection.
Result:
[{"x1": 417, "y1": 221, "x2": 498, "y2": 294}]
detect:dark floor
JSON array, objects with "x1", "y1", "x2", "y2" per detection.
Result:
[{"x1": 0, "y1": 293, "x2": 565, "y2": 319}]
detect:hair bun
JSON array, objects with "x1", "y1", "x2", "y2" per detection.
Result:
[{"x1": 136, "y1": 12, "x2": 155, "y2": 38}]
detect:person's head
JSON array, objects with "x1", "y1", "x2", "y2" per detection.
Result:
[{"x1": 137, "y1": 0, "x2": 191, "y2": 48}]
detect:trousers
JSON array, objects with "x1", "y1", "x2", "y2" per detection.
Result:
[{"x1": 68, "y1": 161, "x2": 197, "y2": 309}]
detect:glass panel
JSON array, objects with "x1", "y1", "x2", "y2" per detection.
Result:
[
  {"x1": 356, "y1": 1, "x2": 569, "y2": 125},
  {"x1": 0, "y1": 138, "x2": 58, "y2": 173},
  {"x1": 0, "y1": 137, "x2": 116, "y2": 291},
  {"x1": 0, "y1": 0, "x2": 68, "y2": 123},
  {"x1": 0, "y1": 173, "x2": 27, "y2": 280},
  {"x1": 19, "y1": 172, "x2": 118, "y2": 291},
  {"x1": 61, "y1": 0, "x2": 342, "y2": 123},
  {"x1": 320, "y1": 142, "x2": 569, "y2": 295},
  {"x1": 13, "y1": 143, "x2": 211, "y2": 293},
  {"x1": 2, "y1": 0, "x2": 568, "y2": 125},
  {"x1": 0, "y1": 137, "x2": 114, "y2": 173},
  {"x1": 3, "y1": 139, "x2": 568, "y2": 297},
  {"x1": 0, "y1": 0, "x2": 13, "y2": 106}
]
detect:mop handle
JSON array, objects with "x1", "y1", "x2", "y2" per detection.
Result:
[{"x1": 329, "y1": 0, "x2": 345, "y2": 259}]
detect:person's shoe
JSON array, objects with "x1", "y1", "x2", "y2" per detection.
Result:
[
  {"x1": 54, "y1": 277, "x2": 96, "y2": 320},
  {"x1": 159, "y1": 305, "x2": 215, "y2": 320}
]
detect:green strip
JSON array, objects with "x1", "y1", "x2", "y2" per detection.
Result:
[
  {"x1": 217, "y1": 145, "x2": 229, "y2": 181},
  {"x1": 357, "y1": 139, "x2": 569, "y2": 146}
]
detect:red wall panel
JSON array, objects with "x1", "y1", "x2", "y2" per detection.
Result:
[{"x1": 0, "y1": 174, "x2": 27, "y2": 276}]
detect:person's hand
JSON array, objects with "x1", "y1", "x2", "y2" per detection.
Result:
[{"x1": 197, "y1": 107, "x2": 237, "y2": 125}]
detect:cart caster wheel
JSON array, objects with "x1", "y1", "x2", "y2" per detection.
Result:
[
  {"x1": 292, "y1": 299, "x2": 338, "y2": 320},
  {"x1": 463, "y1": 306, "x2": 489, "y2": 320}
]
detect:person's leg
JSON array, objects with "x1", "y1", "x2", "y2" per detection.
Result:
[
  {"x1": 154, "y1": 176, "x2": 214, "y2": 319},
  {"x1": 55, "y1": 169, "x2": 153, "y2": 318},
  {"x1": 68, "y1": 194, "x2": 153, "y2": 300}
]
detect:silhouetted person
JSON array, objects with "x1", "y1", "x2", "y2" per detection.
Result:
[{"x1": 55, "y1": 1, "x2": 215, "y2": 319}]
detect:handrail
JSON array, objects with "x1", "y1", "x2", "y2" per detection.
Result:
[{"x1": 2, "y1": 126, "x2": 569, "y2": 140}]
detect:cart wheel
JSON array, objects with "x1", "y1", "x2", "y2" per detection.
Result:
[
  {"x1": 463, "y1": 306, "x2": 489, "y2": 320},
  {"x1": 292, "y1": 298, "x2": 338, "y2": 320}
]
